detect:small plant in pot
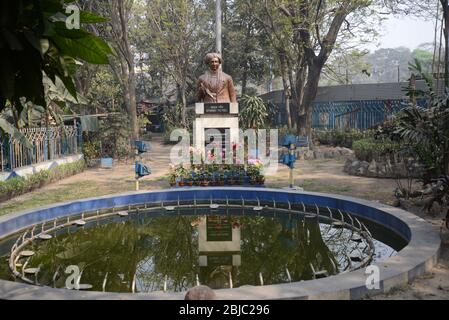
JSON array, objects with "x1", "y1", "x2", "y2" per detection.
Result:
[
  {"x1": 218, "y1": 172, "x2": 225, "y2": 186},
  {"x1": 169, "y1": 176, "x2": 177, "y2": 187},
  {"x1": 175, "y1": 165, "x2": 188, "y2": 187},
  {"x1": 168, "y1": 167, "x2": 177, "y2": 187},
  {"x1": 201, "y1": 173, "x2": 210, "y2": 187}
]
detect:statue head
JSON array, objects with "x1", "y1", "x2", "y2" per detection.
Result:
[{"x1": 204, "y1": 53, "x2": 222, "y2": 72}]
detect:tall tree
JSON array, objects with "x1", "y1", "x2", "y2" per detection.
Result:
[
  {"x1": 244, "y1": 0, "x2": 297, "y2": 128},
  {"x1": 80, "y1": 0, "x2": 140, "y2": 140},
  {"x1": 108, "y1": 0, "x2": 139, "y2": 140},
  {"x1": 144, "y1": 0, "x2": 214, "y2": 128},
  {"x1": 223, "y1": 0, "x2": 270, "y2": 97},
  {"x1": 276, "y1": 1, "x2": 375, "y2": 140}
]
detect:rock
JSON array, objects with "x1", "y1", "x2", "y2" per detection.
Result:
[
  {"x1": 391, "y1": 198, "x2": 401, "y2": 207},
  {"x1": 304, "y1": 150, "x2": 315, "y2": 160},
  {"x1": 384, "y1": 160, "x2": 393, "y2": 176},
  {"x1": 324, "y1": 151, "x2": 334, "y2": 159},
  {"x1": 340, "y1": 147, "x2": 354, "y2": 156},
  {"x1": 392, "y1": 162, "x2": 407, "y2": 178},
  {"x1": 357, "y1": 161, "x2": 369, "y2": 175},
  {"x1": 430, "y1": 202, "x2": 444, "y2": 217},
  {"x1": 344, "y1": 159, "x2": 353, "y2": 173},
  {"x1": 314, "y1": 151, "x2": 325, "y2": 159},
  {"x1": 348, "y1": 160, "x2": 361, "y2": 175},
  {"x1": 377, "y1": 161, "x2": 387, "y2": 177},
  {"x1": 367, "y1": 160, "x2": 377, "y2": 177}
]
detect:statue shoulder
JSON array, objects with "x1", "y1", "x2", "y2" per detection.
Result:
[{"x1": 222, "y1": 72, "x2": 234, "y2": 81}]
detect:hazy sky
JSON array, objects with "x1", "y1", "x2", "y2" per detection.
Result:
[{"x1": 363, "y1": 15, "x2": 437, "y2": 52}]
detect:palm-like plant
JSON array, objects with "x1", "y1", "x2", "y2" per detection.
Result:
[
  {"x1": 239, "y1": 95, "x2": 268, "y2": 130},
  {"x1": 394, "y1": 60, "x2": 449, "y2": 178}
]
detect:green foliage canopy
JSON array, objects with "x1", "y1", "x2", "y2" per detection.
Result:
[{"x1": 0, "y1": 0, "x2": 112, "y2": 117}]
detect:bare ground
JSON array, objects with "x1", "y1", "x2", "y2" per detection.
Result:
[{"x1": 0, "y1": 135, "x2": 448, "y2": 299}]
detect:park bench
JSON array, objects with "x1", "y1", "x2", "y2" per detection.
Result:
[{"x1": 281, "y1": 135, "x2": 310, "y2": 150}]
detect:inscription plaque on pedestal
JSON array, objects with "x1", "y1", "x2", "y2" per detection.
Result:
[{"x1": 204, "y1": 103, "x2": 230, "y2": 115}]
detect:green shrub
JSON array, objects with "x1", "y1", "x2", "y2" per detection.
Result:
[
  {"x1": 313, "y1": 129, "x2": 375, "y2": 148},
  {"x1": 353, "y1": 138, "x2": 402, "y2": 162},
  {"x1": 0, "y1": 177, "x2": 26, "y2": 196},
  {"x1": 83, "y1": 139, "x2": 101, "y2": 162},
  {"x1": 0, "y1": 160, "x2": 85, "y2": 201},
  {"x1": 239, "y1": 95, "x2": 268, "y2": 130}
]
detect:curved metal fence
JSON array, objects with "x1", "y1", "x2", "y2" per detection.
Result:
[{"x1": 1, "y1": 125, "x2": 82, "y2": 173}]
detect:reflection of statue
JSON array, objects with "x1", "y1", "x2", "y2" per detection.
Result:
[{"x1": 197, "y1": 53, "x2": 237, "y2": 103}]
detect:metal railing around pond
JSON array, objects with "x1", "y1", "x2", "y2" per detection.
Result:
[
  {"x1": 0, "y1": 126, "x2": 82, "y2": 173},
  {"x1": 8, "y1": 199, "x2": 375, "y2": 290}
]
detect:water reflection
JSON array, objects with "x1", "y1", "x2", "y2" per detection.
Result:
[{"x1": 0, "y1": 210, "x2": 395, "y2": 293}]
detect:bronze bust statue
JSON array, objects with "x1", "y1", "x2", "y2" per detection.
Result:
[{"x1": 197, "y1": 53, "x2": 237, "y2": 103}]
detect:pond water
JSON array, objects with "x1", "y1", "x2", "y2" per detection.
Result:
[{"x1": 0, "y1": 208, "x2": 407, "y2": 293}]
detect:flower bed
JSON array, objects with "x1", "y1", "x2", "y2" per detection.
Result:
[{"x1": 169, "y1": 162, "x2": 265, "y2": 188}]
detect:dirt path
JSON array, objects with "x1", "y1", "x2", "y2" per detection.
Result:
[{"x1": 0, "y1": 137, "x2": 447, "y2": 299}]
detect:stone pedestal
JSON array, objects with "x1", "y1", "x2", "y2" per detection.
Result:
[{"x1": 194, "y1": 103, "x2": 240, "y2": 159}]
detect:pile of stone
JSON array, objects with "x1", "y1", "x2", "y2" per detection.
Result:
[
  {"x1": 343, "y1": 158, "x2": 426, "y2": 178},
  {"x1": 298, "y1": 146, "x2": 354, "y2": 160}
]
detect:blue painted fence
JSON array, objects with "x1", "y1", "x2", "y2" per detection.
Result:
[
  {"x1": 0, "y1": 125, "x2": 83, "y2": 173},
  {"x1": 273, "y1": 98, "x2": 427, "y2": 130}
]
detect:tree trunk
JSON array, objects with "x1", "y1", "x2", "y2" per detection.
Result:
[
  {"x1": 128, "y1": 67, "x2": 139, "y2": 140},
  {"x1": 117, "y1": 0, "x2": 139, "y2": 141},
  {"x1": 442, "y1": 0, "x2": 449, "y2": 88},
  {"x1": 294, "y1": 63, "x2": 307, "y2": 130},
  {"x1": 279, "y1": 53, "x2": 292, "y2": 128},
  {"x1": 440, "y1": 0, "x2": 449, "y2": 174},
  {"x1": 241, "y1": 23, "x2": 252, "y2": 96},
  {"x1": 241, "y1": 66, "x2": 248, "y2": 96},
  {"x1": 298, "y1": 61, "x2": 322, "y2": 141},
  {"x1": 177, "y1": 83, "x2": 187, "y2": 128}
]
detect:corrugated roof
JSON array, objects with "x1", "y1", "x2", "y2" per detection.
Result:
[{"x1": 259, "y1": 80, "x2": 444, "y2": 103}]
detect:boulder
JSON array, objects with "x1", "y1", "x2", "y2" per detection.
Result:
[
  {"x1": 324, "y1": 151, "x2": 334, "y2": 159},
  {"x1": 344, "y1": 159, "x2": 353, "y2": 173},
  {"x1": 340, "y1": 147, "x2": 355, "y2": 156},
  {"x1": 314, "y1": 151, "x2": 325, "y2": 159},
  {"x1": 377, "y1": 161, "x2": 387, "y2": 177},
  {"x1": 304, "y1": 150, "x2": 315, "y2": 160},
  {"x1": 392, "y1": 161, "x2": 410, "y2": 178},
  {"x1": 357, "y1": 161, "x2": 369, "y2": 176},
  {"x1": 367, "y1": 160, "x2": 377, "y2": 177}
]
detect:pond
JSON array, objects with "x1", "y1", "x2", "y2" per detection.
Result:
[{"x1": 0, "y1": 206, "x2": 407, "y2": 293}]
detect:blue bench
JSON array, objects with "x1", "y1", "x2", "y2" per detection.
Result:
[
  {"x1": 281, "y1": 135, "x2": 310, "y2": 150},
  {"x1": 296, "y1": 136, "x2": 310, "y2": 149}
]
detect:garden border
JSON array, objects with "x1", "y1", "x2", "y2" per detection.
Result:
[{"x1": 0, "y1": 188, "x2": 441, "y2": 300}]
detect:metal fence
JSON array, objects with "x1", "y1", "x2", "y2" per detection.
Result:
[
  {"x1": 311, "y1": 99, "x2": 426, "y2": 130},
  {"x1": 1, "y1": 125, "x2": 82, "y2": 173}
]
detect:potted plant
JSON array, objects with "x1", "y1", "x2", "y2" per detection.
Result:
[
  {"x1": 238, "y1": 169, "x2": 245, "y2": 185},
  {"x1": 169, "y1": 173, "x2": 177, "y2": 187},
  {"x1": 175, "y1": 165, "x2": 188, "y2": 187},
  {"x1": 201, "y1": 174, "x2": 210, "y2": 187},
  {"x1": 168, "y1": 166, "x2": 177, "y2": 187},
  {"x1": 247, "y1": 165, "x2": 260, "y2": 185},
  {"x1": 194, "y1": 174, "x2": 201, "y2": 186},
  {"x1": 218, "y1": 172, "x2": 225, "y2": 186}
]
